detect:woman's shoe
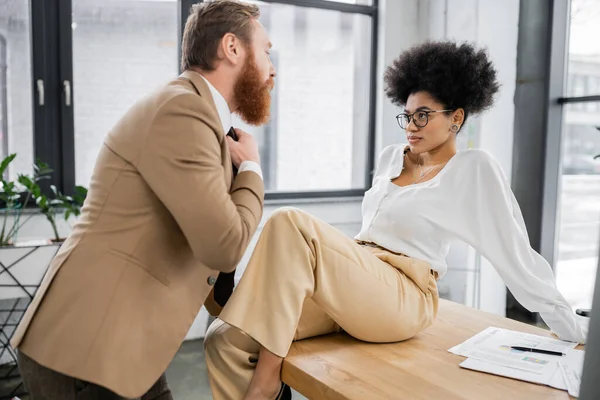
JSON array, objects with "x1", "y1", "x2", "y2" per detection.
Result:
[{"x1": 276, "y1": 383, "x2": 292, "y2": 400}]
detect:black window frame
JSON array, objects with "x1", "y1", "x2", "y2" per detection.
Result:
[{"x1": 28, "y1": 0, "x2": 378, "y2": 200}]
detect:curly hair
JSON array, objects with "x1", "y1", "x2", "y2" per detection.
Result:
[{"x1": 384, "y1": 41, "x2": 500, "y2": 122}]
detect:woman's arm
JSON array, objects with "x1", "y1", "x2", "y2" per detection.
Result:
[{"x1": 447, "y1": 150, "x2": 587, "y2": 343}]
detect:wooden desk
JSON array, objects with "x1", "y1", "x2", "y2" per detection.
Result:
[{"x1": 282, "y1": 299, "x2": 580, "y2": 400}]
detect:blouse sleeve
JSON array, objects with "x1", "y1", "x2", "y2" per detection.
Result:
[
  {"x1": 371, "y1": 144, "x2": 401, "y2": 184},
  {"x1": 446, "y1": 150, "x2": 587, "y2": 343}
]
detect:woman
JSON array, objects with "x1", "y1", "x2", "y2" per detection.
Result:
[{"x1": 204, "y1": 41, "x2": 587, "y2": 400}]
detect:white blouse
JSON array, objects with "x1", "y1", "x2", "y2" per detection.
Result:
[{"x1": 355, "y1": 144, "x2": 587, "y2": 344}]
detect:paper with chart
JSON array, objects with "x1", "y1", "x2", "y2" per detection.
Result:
[{"x1": 449, "y1": 327, "x2": 578, "y2": 385}]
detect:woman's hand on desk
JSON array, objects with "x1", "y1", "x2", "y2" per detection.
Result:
[{"x1": 541, "y1": 305, "x2": 588, "y2": 345}]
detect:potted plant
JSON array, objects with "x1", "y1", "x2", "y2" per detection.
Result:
[
  {"x1": 0, "y1": 155, "x2": 51, "y2": 363},
  {"x1": 0, "y1": 154, "x2": 87, "y2": 366},
  {"x1": 0, "y1": 154, "x2": 37, "y2": 246}
]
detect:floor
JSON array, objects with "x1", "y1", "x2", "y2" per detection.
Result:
[
  {"x1": 164, "y1": 339, "x2": 214, "y2": 400},
  {"x1": 0, "y1": 339, "x2": 305, "y2": 400}
]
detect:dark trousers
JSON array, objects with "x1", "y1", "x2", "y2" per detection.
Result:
[{"x1": 17, "y1": 351, "x2": 173, "y2": 400}]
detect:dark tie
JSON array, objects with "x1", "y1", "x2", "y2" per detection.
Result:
[
  {"x1": 213, "y1": 127, "x2": 238, "y2": 307},
  {"x1": 227, "y1": 127, "x2": 238, "y2": 176},
  {"x1": 227, "y1": 127, "x2": 238, "y2": 141}
]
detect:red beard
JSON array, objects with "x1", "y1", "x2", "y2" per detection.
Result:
[{"x1": 233, "y1": 52, "x2": 274, "y2": 126}]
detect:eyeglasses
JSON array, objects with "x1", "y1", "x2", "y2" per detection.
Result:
[{"x1": 395, "y1": 109, "x2": 453, "y2": 129}]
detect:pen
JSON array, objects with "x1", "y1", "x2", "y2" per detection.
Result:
[{"x1": 510, "y1": 346, "x2": 565, "y2": 356}]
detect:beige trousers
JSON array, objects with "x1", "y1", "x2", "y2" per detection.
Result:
[{"x1": 204, "y1": 207, "x2": 439, "y2": 400}]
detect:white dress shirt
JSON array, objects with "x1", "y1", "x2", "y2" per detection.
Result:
[
  {"x1": 197, "y1": 73, "x2": 263, "y2": 179},
  {"x1": 355, "y1": 144, "x2": 587, "y2": 343}
]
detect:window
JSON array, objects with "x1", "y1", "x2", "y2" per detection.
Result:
[
  {"x1": 22, "y1": 0, "x2": 378, "y2": 199},
  {"x1": 234, "y1": 1, "x2": 374, "y2": 193},
  {"x1": 72, "y1": 1, "x2": 178, "y2": 186},
  {"x1": 566, "y1": 0, "x2": 600, "y2": 96},
  {"x1": 0, "y1": 0, "x2": 35, "y2": 179},
  {"x1": 553, "y1": 0, "x2": 600, "y2": 311}
]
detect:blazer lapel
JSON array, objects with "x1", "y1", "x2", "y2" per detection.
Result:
[
  {"x1": 179, "y1": 70, "x2": 225, "y2": 135},
  {"x1": 178, "y1": 70, "x2": 234, "y2": 183}
]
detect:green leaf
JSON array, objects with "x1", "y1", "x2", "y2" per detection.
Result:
[
  {"x1": 17, "y1": 175, "x2": 34, "y2": 190},
  {"x1": 73, "y1": 185, "x2": 88, "y2": 205},
  {"x1": 34, "y1": 159, "x2": 53, "y2": 176},
  {"x1": 37, "y1": 196, "x2": 47, "y2": 208},
  {"x1": 0, "y1": 154, "x2": 16, "y2": 177},
  {"x1": 4, "y1": 181, "x2": 15, "y2": 191}
]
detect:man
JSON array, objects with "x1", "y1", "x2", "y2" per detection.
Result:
[{"x1": 10, "y1": 1, "x2": 275, "y2": 398}]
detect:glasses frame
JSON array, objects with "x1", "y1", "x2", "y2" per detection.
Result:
[{"x1": 395, "y1": 109, "x2": 453, "y2": 129}]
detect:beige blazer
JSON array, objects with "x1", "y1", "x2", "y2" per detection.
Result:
[{"x1": 10, "y1": 71, "x2": 264, "y2": 398}]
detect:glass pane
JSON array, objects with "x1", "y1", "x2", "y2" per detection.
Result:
[
  {"x1": 555, "y1": 0, "x2": 600, "y2": 311},
  {"x1": 235, "y1": 2, "x2": 373, "y2": 192},
  {"x1": 0, "y1": 0, "x2": 34, "y2": 179},
  {"x1": 72, "y1": 0, "x2": 178, "y2": 186},
  {"x1": 566, "y1": 0, "x2": 600, "y2": 96},
  {"x1": 555, "y1": 102, "x2": 600, "y2": 311}
]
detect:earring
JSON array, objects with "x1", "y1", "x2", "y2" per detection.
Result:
[{"x1": 451, "y1": 124, "x2": 460, "y2": 133}]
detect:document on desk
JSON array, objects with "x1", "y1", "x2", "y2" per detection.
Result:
[
  {"x1": 449, "y1": 327, "x2": 577, "y2": 372},
  {"x1": 459, "y1": 357, "x2": 567, "y2": 389},
  {"x1": 449, "y1": 327, "x2": 579, "y2": 390},
  {"x1": 558, "y1": 349, "x2": 585, "y2": 398}
]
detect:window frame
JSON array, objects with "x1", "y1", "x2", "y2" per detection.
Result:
[{"x1": 27, "y1": 0, "x2": 378, "y2": 200}]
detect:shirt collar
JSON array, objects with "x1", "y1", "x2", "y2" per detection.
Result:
[{"x1": 197, "y1": 73, "x2": 232, "y2": 134}]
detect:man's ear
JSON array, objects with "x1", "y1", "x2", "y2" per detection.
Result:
[{"x1": 220, "y1": 33, "x2": 243, "y2": 66}]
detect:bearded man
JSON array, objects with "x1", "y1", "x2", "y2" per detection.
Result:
[{"x1": 11, "y1": 1, "x2": 275, "y2": 398}]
